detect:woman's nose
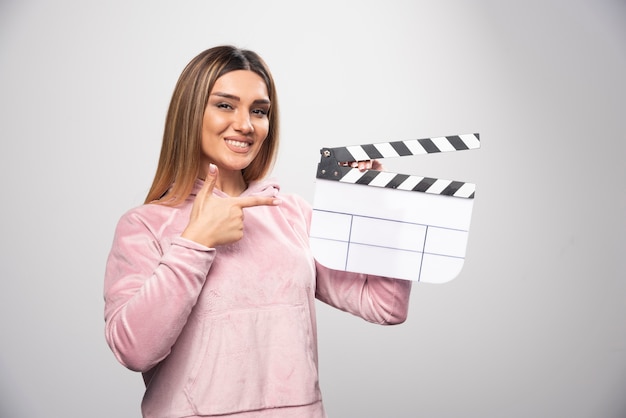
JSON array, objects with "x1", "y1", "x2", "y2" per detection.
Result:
[{"x1": 233, "y1": 111, "x2": 254, "y2": 133}]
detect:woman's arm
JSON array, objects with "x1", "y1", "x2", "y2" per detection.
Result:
[
  {"x1": 103, "y1": 210, "x2": 214, "y2": 372},
  {"x1": 315, "y1": 263, "x2": 412, "y2": 325}
]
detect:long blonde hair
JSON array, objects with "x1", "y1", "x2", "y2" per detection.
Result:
[{"x1": 145, "y1": 46, "x2": 280, "y2": 205}]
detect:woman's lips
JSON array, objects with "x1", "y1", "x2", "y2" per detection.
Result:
[{"x1": 225, "y1": 138, "x2": 252, "y2": 153}]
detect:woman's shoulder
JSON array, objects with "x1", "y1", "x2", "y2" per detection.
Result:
[
  {"x1": 279, "y1": 191, "x2": 310, "y2": 208},
  {"x1": 122, "y1": 200, "x2": 178, "y2": 217},
  {"x1": 274, "y1": 191, "x2": 313, "y2": 227},
  {"x1": 115, "y1": 200, "x2": 186, "y2": 234}
]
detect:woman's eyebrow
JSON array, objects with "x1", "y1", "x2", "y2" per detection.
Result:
[
  {"x1": 211, "y1": 92, "x2": 270, "y2": 105},
  {"x1": 211, "y1": 92, "x2": 240, "y2": 101}
]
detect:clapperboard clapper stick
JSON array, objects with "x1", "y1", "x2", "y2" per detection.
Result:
[{"x1": 310, "y1": 133, "x2": 480, "y2": 283}]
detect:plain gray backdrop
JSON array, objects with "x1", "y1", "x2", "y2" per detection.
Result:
[{"x1": 1, "y1": 1, "x2": 625, "y2": 417}]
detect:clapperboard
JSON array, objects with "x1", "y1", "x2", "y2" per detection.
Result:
[{"x1": 310, "y1": 133, "x2": 480, "y2": 283}]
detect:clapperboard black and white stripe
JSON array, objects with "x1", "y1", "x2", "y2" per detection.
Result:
[
  {"x1": 310, "y1": 133, "x2": 481, "y2": 284},
  {"x1": 316, "y1": 133, "x2": 480, "y2": 199}
]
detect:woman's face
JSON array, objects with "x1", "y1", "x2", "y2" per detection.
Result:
[{"x1": 201, "y1": 70, "x2": 270, "y2": 175}]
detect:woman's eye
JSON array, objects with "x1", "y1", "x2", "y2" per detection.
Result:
[
  {"x1": 252, "y1": 108, "x2": 268, "y2": 117},
  {"x1": 216, "y1": 103, "x2": 233, "y2": 110}
]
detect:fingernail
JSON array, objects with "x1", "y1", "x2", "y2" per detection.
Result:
[{"x1": 209, "y1": 163, "x2": 217, "y2": 174}]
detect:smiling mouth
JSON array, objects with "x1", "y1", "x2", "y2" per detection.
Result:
[{"x1": 225, "y1": 139, "x2": 252, "y2": 149}]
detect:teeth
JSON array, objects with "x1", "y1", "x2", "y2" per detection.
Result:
[{"x1": 226, "y1": 139, "x2": 250, "y2": 148}]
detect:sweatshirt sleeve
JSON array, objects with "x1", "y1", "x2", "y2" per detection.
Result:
[
  {"x1": 103, "y1": 209, "x2": 215, "y2": 372},
  {"x1": 315, "y1": 264, "x2": 412, "y2": 325}
]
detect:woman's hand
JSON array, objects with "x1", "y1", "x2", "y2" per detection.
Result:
[
  {"x1": 342, "y1": 159, "x2": 385, "y2": 171},
  {"x1": 181, "y1": 164, "x2": 281, "y2": 248}
]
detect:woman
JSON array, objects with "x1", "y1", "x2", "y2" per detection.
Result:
[{"x1": 104, "y1": 45, "x2": 412, "y2": 418}]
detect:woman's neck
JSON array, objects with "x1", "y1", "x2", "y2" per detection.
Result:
[{"x1": 213, "y1": 169, "x2": 247, "y2": 196}]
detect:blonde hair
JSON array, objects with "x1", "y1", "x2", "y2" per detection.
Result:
[{"x1": 145, "y1": 46, "x2": 280, "y2": 205}]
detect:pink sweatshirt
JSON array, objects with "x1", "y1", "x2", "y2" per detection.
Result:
[{"x1": 104, "y1": 178, "x2": 411, "y2": 418}]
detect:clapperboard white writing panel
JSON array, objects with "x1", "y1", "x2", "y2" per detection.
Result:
[{"x1": 310, "y1": 133, "x2": 480, "y2": 283}]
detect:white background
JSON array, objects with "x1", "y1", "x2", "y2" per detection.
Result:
[{"x1": 1, "y1": 1, "x2": 625, "y2": 417}]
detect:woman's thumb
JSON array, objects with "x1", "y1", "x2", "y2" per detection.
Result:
[{"x1": 202, "y1": 163, "x2": 218, "y2": 195}]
